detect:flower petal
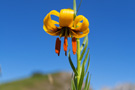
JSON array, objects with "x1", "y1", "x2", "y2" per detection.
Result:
[
  {"x1": 71, "y1": 28, "x2": 89, "y2": 38},
  {"x1": 43, "y1": 10, "x2": 60, "y2": 36},
  {"x1": 43, "y1": 25, "x2": 61, "y2": 36},
  {"x1": 74, "y1": 15, "x2": 89, "y2": 32},
  {"x1": 59, "y1": 9, "x2": 74, "y2": 27},
  {"x1": 71, "y1": 15, "x2": 89, "y2": 38}
]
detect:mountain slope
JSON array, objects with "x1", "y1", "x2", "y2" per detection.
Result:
[
  {"x1": 102, "y1": 83, "x2": 135, "y2": 90},
  {"x1": 0, "y1": 72, "x2": 72, "y2": 90}
]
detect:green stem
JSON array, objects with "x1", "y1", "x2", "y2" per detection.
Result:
[
  {"x1": 73, "y1": 0, "x2": 81, "y2": 88},
  {"x1": 77, "y1": 38, "x2": 81, "y2": 86},
  {"x1": 73, "y1": 0, "x2": 76, "y2": 19}
]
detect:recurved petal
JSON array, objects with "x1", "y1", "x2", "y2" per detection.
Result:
[
  {"x1": 74, "y1": 15, "x2": 89, "y2": 32},
  {"x1": 43, "y1": 10, "x2": 60, "y2": 34},
  {"x1": 59, "y1": 9, "x2": 74, "y2": 27},
  {"x1": 71, "y1": 28, "x2": 89, "y2": 38},
  {"x1": 43, "y1": 25, "x2": 61, "y2": 36}
]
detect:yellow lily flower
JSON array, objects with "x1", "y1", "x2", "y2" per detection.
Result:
[{"x1": 43, "y1": 9, "x2": 89, "y2": 56}]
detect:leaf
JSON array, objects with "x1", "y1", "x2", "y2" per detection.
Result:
[
  {"x1": 80, "y1": 36, "x2": 88, "y2": 61},
  {"x1": 77, "y1": 0, "x2": 82, "y2": 14},
  {"x1": 84, "y1": 72, "x2": 89, "y2": 90},
  {"x1": 68, "y1": 50, "x2": 78, "y2": 75},
  {"x1": 80, "y1": 36, "x2": 88, "y2": 51},
  {"x1": 78, "y1": 63, "x2": 85, "y2": 90},
  {"x1": 82, "y1": 49, "x2": 89, "y2": 66},
  {"x1": 87, "y1": 74, "x2": 91, "y2": 90},
  {"x1": 85, "y1": 55, "x2": 90, "y2": 76},
  {"x1": 71, "y1": 79, "x2": 76, "y2": 90},
  {"x1": 74, "y1": 75, "x2": 78, "y2": 89}
]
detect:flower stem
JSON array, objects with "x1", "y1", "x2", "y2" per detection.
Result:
[
  {"x1": 73, "y1": 0, "x2": 76, "y2": 19},
  {"x1": 73, "y1": 0, "x2": 81, "y2": 87},
  {"x1": 77, "y1": 38, "x2": 81, "y2": 86}
]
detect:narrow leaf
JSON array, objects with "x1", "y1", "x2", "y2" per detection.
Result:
[
  {"x1": 77, "y1": 0, "x2": 82, "y2": 14},
  {"x1": 78, "y1": 63, "x2": 85, "y2": 90},
  {"x1": 80, "y1": 36, "x2": 88, "y2": 51},
  {"x1": 74, "y1": 75, "x2": 78, "y2": 89},
  {"x1": 82, "y1": 49, "x2": 89, "y2": 66},
  {"x1": 68, "y1": 50, "x2": 78, "y2": 75},
  {"x1": 87, "y1": 75, "x2": 91, "y2": 90},
  {"x1": 84, "y1": 72, "x2": 89, "y2": 90},
  {"x1": 85, "y1": 55, "x2": 90, "y2": 76},
  {"x1": 71, "y1": 79, "x2": 76, "y2": 90},
  {"x1": 80, "y1": 36, "x2": 88, "y2": 61}
]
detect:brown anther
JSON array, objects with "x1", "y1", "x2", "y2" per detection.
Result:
[
  {"x1": 63, "y1": 37, "x2": 68, "y2": 56},
  {"x1": 55, "y1": 38, "x2": 61, "y2": 56},
  {"x1": 72, "y1": 37, "x2": 76, "y2": 55}
]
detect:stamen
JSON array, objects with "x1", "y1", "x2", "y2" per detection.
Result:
[
  {"x1": 63, "y1": 37, "x2": 68, "y2": 56},
  {"x1": 72, "y1": 37, "x2": 76, "y2": 54},
  {"x1": 65, "y1": 28, "x2": 68, "y2": 37},
  {"x1": 59, "y1": 30, "x2": 64, "y2": 38},
  {"x1": 69, "y1": 29, "x2": 71, "y2": 37},
  {"x1": 55, "y1": 38, "x2": 61, "y2": 56}
]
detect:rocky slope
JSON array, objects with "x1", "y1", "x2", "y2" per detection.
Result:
[{"x1": 102, "y1": 83, "x2": 135, "y2": 90}]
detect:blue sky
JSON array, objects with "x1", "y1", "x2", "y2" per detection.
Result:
[{"x1": 0, "y1": 0, "x2": 135, "y2": 90}]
